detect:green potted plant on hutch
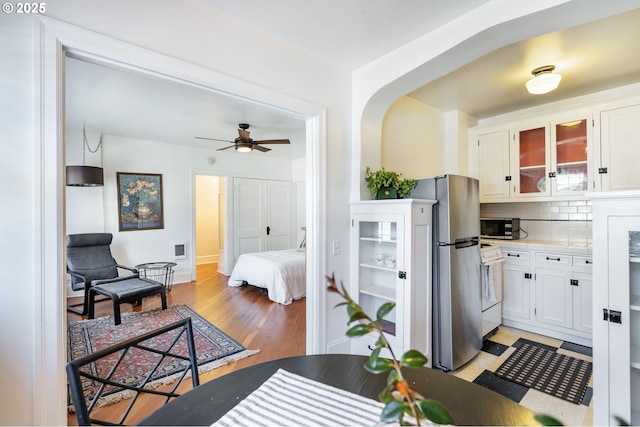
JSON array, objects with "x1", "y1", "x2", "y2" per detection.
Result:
[{"x1": 365, "y1": 166, "x2": 417, "y2": 199}]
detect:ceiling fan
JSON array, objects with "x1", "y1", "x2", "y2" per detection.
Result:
[{"x1": 195, "y1": 123, "x2": 290, "y2": 152}]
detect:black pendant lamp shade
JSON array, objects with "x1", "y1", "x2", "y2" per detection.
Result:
[{"x1": 66, "y1": 165, "x2": 104, "y2": 187}]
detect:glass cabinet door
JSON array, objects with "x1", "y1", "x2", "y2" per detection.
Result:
[
  {"x1": 355, "y1": 214, "x2": 404, "y2": 348},
  {"x1": 608, "y1": 217, "x2": 640, "y2": 425},
  {"x1": 516, "y1": 126, "x2": 549, "y2": 196},
  {"x1": 552, "y1": 119, "x2": 589, "y2": 194}
]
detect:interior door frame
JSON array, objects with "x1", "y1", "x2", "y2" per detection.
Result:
[{"x1": 36, "y1": 16, "x2": 327, "y2": 425}]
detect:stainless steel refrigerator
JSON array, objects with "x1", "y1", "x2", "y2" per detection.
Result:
[{"x1": 412, "y1": 174, "x2": 482, "y2": 371}]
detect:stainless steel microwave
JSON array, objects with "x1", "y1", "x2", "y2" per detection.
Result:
[{"x1": 480, "y1": 217, "x2": 520, "y2": 240}]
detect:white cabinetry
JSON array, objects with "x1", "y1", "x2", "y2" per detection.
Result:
[
  {"x1": 497, "y1": 244, "x2": 592, "y2": 345},
  {"x1": 477, "y1": 130, "x2": 511, "y2": 201},
  {"x1": 502, "y1": 249, "x2": 532, "y2": 321},
  {"x1": 350, "y1": 199, "x2": 435, "y2": 364},
  {"x1": 512, "y1": 115, "x2": 591, "y2": 200},
  {"x1": 534, "y1": 253, "x2": 573, "y2": 329},
  {"x1": 591, "y1": 191, "x2": 640, "y2": 425},
  {"x1": 596, "y1": 103, "x2": 640, "y2": 192}
]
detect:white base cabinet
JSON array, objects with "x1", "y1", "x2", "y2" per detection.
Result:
[
  {"x1": 498, "y1": 245, "x2": 592, "y2": 346},
  {"x1": 590, "y1": 191, "x2": 640, "y2": 426},
  {"x1": 350, "y1": 199, "x2": 436, "y2": 365},
  {"x1": 502, "y1": 250, "x2": 532, "y2": 321}
]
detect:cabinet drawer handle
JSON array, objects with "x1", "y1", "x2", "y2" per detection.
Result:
[
  {"x1": 508, "y1": 253, "x2": 520, "y2": 257},
  {"x1": 546, "y1": 256, "x2": 561, "y2": 261},
  {"x1": 585, "y1": 260, "x2": 592, "y2": 264}
]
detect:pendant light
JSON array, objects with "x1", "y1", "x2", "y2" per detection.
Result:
[
  {"x1": 525, "y1": 65, "x2": 562, "y2": 95},
  {"x1": 66, "y1": 126, "x2": 104, "y2": 187}
]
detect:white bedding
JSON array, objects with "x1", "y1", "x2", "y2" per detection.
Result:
[{"x1": 228, "y1": 249, "x2": 306, "y2": 305}]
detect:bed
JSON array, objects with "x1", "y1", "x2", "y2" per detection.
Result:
[{"x1": 228, "y1": 248, "x2": 306, "y2": 305}]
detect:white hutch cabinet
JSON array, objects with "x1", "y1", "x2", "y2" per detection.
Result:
[
  {"x1": 590, "y1": 191, "x2": 640, "y2": 425},
  {"x1": 350, "y1": 199, "x2": 435, "y2": 365}
]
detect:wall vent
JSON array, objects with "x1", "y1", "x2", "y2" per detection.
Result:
[{"x1": 173, "y1": 241, "x2": 187, "y2": 260}]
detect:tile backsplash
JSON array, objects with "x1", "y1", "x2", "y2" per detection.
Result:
[{"x1": 480, "y1": 201, "x2": 592, "y2": 245}]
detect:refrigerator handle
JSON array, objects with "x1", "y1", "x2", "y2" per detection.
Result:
[{"x1": 453, "y1": 238, "x2": 479, "y2": 249}]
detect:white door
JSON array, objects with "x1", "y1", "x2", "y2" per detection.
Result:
[
  {"x1": 266, "y1": 180, "x2": 294, "y2": 251},
  {"x1": 233, "y1": 177, "x2": 294, "y2": 264},
  {"x1": 606, "y1": 216, "x2": 640, "y2": 425},
  {"x1": 535, "y1": 267, "x2": 573, "y2": 329},
  {"x1": 572, "y1": 271, "x2": 593, "y2": 333},
  {"x1": 233, "y1": 178, "x2": 266, "y2": 261},
  {"x1": 477, "y1": 130, "x2": 511, "y2": 201},
  {"x1": 502, "y1": 263, "x2": 531, "y2": 321},
  {"x1": 600, "y1": 104, "x2": 640, "y2": 191}
]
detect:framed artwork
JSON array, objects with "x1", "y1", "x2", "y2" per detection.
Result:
[{"x1": 117, "y1": 172, "x2": 164, "y2": 231}]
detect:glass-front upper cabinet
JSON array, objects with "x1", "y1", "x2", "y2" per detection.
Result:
[
  {"x1": 551, "y1": 119, "x2": 589, "y2": 195},
  {"x1": 513, "y1": 116, "x2": 591, "y2": 198},
  {"x1": 514, "y1": 124, "x2": 550, "y2": 198}
]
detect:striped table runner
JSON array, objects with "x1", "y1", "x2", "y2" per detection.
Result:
[{"x1": 212, "y1": 368, "x2": 389, "y2": 427}]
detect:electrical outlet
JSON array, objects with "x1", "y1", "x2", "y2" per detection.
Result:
[{"x1": 332, "y1": 240, "x2": 340, "y2": 255}]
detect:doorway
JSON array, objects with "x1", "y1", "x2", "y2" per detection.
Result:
[{"x1": 195, "y1": 175, "x2": 227, "y2": 277}]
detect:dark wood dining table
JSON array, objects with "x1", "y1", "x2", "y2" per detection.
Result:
[{"x1": 139, "y1": 354, "x2": 537, "y2": 426}]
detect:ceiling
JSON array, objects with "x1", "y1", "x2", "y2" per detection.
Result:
[{"x1": 65, "y1": 4, "x2": 640, "y2": 158}]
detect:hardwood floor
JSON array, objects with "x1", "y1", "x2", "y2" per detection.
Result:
[{"x1": 66, "y1": 263, "x2": 306, "y2": 425}]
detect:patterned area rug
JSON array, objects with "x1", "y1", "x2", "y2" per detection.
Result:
[
  {"x1": 495, "y1": 342, "x2": 592, "y2": 404},
  {"x1": 67, "y1": 304, "x2": 258, "y2": 408}
]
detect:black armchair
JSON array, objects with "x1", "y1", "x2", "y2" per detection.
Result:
[{"x1": 66, "y1": 233, "x2": 167, "y2": 324}]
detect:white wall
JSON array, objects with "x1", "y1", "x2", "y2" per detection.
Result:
[
  {"x1": 381, "y1": 96, "x2": 445, "y2": 179},
  {"x1": 66, "y1": 132, "x2": 294, "y2": 283},
  {"x1": 195, "y1": 175, "x2": 220, "y2": 265},
  {"x1": 0, "y1": 14, "x2": 38, "y2": 427}
]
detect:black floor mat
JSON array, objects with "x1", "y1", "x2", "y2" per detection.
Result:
[{"x1": 494, "y1": 342, "x2": 592, "y2": 404}]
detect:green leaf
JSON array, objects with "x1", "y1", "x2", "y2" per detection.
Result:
[
  {"x1": 400, "y1": 349, "x2": 428, "y2": 368},
  {"x1": 376, "y1": 302, "x2": 395, "y2": 321},
  {"x1": 364, "y1": 355, "x2": 394, "y2": 374},
  {"x1": 417, "y1": 399, "x2": 453, "y2": 425},
  {"x1": 348, "y1": 311, "x2": 369, "y2": 323},
  {"x1": 380, "y1": 400, "x2": 404, "y2": 423},
  {"x1": 534, "y1": 413, "x2": 564, "y2": 426},
  {"x1": 375, "y1": 335, "x2": 386, "y2": 348},
  {"x1": 346, "y1": 323, "x2": 374, "y2": 337},
  {"x1": 378, "y1": 386, "x2": 394, "y2": 403},
  {"x1": 386, "y1": 369, "x2": 400, "y2": 385},
  {"x1": 346, "y1": 304, "x2": 357, "y2": 318}
]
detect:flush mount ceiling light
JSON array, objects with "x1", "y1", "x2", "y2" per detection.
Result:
[{"x1": 525, "y1": 65, "x2": 562, "y2": 95}]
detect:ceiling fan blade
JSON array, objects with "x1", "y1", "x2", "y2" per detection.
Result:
[
  {"x1": 238, "y1": 129, "x2": 251, "y2": 141},
  {"x1": 216, "y1": 145, "x2": 236, "y2": 151},
  {"x1": 255, "y1": 139, "x2": 291, "y2": 145},
  {"x1": 195, "y1": 136, "x2": 234, "y2": 143},
  {"x1": 254, "y1": 145, "x2": 271, "y2": 152}
]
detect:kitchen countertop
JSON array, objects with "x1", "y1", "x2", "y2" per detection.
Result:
[{"x1": 481, "y1": 238, "x2": 592, "y2": 255}]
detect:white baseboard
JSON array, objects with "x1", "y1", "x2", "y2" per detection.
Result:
[{"x1": 196, "y1": 254, "x2": 218, "y2": 265}]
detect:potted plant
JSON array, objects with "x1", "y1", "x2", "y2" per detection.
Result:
[{"x1": 365, "y1": 166, "x2": 417, "y2": 199}]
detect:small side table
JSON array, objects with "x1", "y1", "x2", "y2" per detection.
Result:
[{"x1": 135, "y1": 262, "x2": 177, "y2": 292}]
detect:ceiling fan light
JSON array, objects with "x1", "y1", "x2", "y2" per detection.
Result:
[
  {"x1": 235, "y1": 143, "x2": 253, "y2": 153},
  {"x1": 525, "y1": 66, "x2": 562, "y2": 95}
]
